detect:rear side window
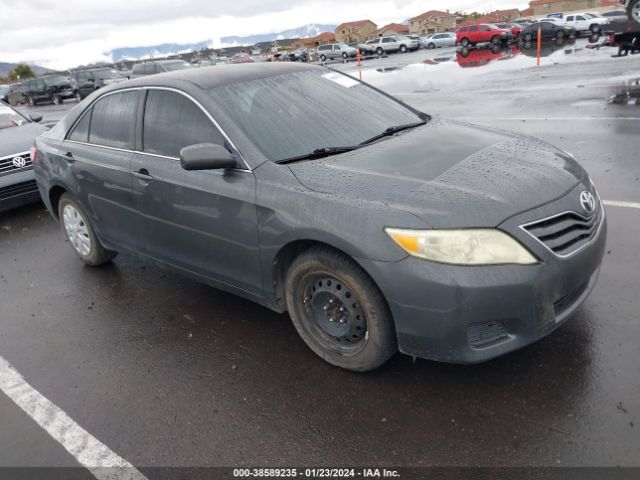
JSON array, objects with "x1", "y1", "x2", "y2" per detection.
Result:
[
  {"x1": 89, "y1": 90, "x2": 138, "y2": 149},
  {"x1": 68, "y1": 111, "x2": 91, "y2": 142},
  {"x1": 132, "y1": 64, "x2": 143, "y2": 74},
  {"x1": 470, "y1": 26, "x2": 478, "y2": 32},
  {"x1": 142, "y1": 89, "x2": 226, "y2": 158},
  {"x1": 144, "y1": 64, "x2": 156, "y2": 74},
  {"x1": 459, "y1": 27, "x2": 468, "y2": 32}
]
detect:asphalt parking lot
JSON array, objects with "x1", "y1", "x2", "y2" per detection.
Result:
[{"x1": 2, "y1": 41, "x2": 640, "y2": 477}]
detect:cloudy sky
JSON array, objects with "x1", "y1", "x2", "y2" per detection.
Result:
[{"x1": 1, "y1": 0, "x2": 524, "y2": 69}]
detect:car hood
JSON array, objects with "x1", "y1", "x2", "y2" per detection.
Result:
[
  {"x1": 0, "y1": 122, "x2": 46, "y2": 156},
  {"x1": 288, "y1": 118, "x2": 588, "y2": 228}
]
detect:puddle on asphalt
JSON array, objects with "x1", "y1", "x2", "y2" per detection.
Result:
[
  {"x1": 354, "y1": 37, "x2": 607, "y2": 94},
  {"x1": 609, "y1": 78, "x2": 640, "y2": 106}
]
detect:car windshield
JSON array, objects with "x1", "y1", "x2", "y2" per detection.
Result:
[
  {"x1": 163, "y1": 61, "x2": 192, "y2": 71},
  {"x1": 0, "y1": 104, "x2": 27, "y2": 129},
  {"x1": 208, "y1": 69, "x2": 425, "y2": 161},
  {"x1": 92, "y1": 69, "x2": 121, "y2": 80},
  {"x1": 44, "y1": 75, "x2": 69, "y2": 86}
]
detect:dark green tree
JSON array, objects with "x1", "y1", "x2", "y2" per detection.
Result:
[{"x1": 8, "y1": 64, "x2": 36, "y2": 81}]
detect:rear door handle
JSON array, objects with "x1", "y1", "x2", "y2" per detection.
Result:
[
  {"x1": 63, "y1": 151, "x2": 74, "y2": 161},
  {"x1": 133, "y1": 168, "x2": 154, "y2": 181}
]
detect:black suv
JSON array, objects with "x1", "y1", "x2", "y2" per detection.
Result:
[
  {"x1": 20, "y1": 75, "x2": 77, "y2": 106},
  {"x1": 71, "y1": 68, "x2": 126, "y2": 100},
  {"x1": 129, "y1": 60, "x2": 192, "y2": 79}
]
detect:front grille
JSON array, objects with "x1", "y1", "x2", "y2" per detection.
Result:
[
  {"x1": 522, "y1": 203, "x2": 603, "y2": 256},
  {"x1": 0, "y1": 151, "x2": 32, "y2": 177},
  {"x1": 0, "y1": 180, "x2": 39, "y2": 200},
  {"x1": 468, "y1": 321, "x2": 509, "y2": 349}
]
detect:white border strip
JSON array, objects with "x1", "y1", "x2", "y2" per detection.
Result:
[
  {"x1": 0, "y1": 355, "x2": 148, "y2": 480},
  {"x1": 603, "y1": 200, "x2": 640, "y2": 210}
]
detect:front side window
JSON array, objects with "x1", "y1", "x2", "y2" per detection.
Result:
[
  {"x1": 142, "y1": 89, "x2": 225, "y2": 158},
  {"x1": 68, "y1": 110, "x2": 91, "y2": 142},
  {"x1": 208, "y1": 70, "x2": 423, "y2": 162},
  {"x1": 470, "y1": 26, "x2": 478, "y2": 32},
  {"x1": 88, "y1": 90, "x2": 138, "y2": 149}
]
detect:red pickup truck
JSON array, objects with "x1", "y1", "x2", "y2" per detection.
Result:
[{"x1": 456, "y1": 24, "x2": 512, "y2": 47}]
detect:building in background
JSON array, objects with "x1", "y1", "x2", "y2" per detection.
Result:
[
  {"x1": 335, "y1": 20, "x2": 377, "y2": 43},
  {"x1": 294, "y1": 32, "x2": 336, "y2": 49},
  {"x1": 375, "y1": 23, "x2": 410, "y2": 37},
  {"x1": 408, "y1": 10, "x2": 457, "y2": 35},
  {"x1": 528, "y1": 0, "x2": 618, "y2": 16}
]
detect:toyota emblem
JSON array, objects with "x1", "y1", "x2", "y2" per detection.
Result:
[
  {"x1": 12, "y1": 156, "x2": 27, "y2": 168},
  {"x1": 580, "y1": 190, "x2": 596, "y2": 214}
]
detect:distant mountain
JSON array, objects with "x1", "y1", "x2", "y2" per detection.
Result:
[
  {"x1": 106, "y1": 24, "x2": 338, "y2": 62},
  {"x1": 110, "y1": 41, "x2": 210, "y2": 62},
  {"x1": 220, "y1": 23, "x2": 337, "y2": 46},
  {"x1": 0, "y1": 62, "x2": 54, "y2": 77}
]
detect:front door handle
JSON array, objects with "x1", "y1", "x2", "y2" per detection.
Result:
[{"x1": 133, "y1": 168, "x2": 154, "y2": 181}]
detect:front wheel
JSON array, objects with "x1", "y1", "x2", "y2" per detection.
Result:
[
  {"x1": 629, "y1": 0, "x2": 640, "y2": 23},
  {"x1": 556, "y1": 30, "x2": 565, "y2": 40},
  {"x1": 428, "y1": 43, "x2": 436, "y2": 49},
  {"x1": 285, "y1": 247, "x2": 397, "y2": 371},
  {"x1": 342, "y1": 52, "x2": 348, "y2": 59},
  {"x1": 58, "y1": 194, "x2": 117, "y2": 266},
  {"x1": 524, "y1": 33, "x2": 533, "y2": 42},
  {"x1": 52, "y1": 95, "x2": 62, "y2": 105},
  {"x1": 320, "y1": 54, "x2": 326, "y2": 62},
  {"x1": 589, "y1": 24, "x2": 600, "y2": 33},
  {"x1": 399, "y1": 44, "x2": 407, "y2": 53},
  {"x1": 376, "y1": 47, "x2": 384, "y2": 55},
  {"x1": 74, "y1": 91, "x2": 82, "y2": 102},
  {"x1": 491, "y1": 35, "x2": 501, "y2": 45},
  {"x1": 460, "y1": 38, "x2": 470, "y2": 47},
  {"x1": 28, "y1": 95, "x2": 35, "y2": 106}
]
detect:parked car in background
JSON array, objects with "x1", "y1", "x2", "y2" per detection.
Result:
[
  {"x1": 588, "y1": 10, "x2": 626, "y2": 22},
  {"x1": 496, "y1": 23, "x2": 523, "y2": 38},
  {"x1": 423, "y1": 32, "x2": 457, "y2": 48},
  {"x1": 561, "y1": 12, "x2": 609, "y2": 33},
  {"x1": 317, "y1": 43, "x2": 358, "y2": 61},
  {"x1": 230, "y1": 53, "x2": 254, "y2": 64},
  {"x1": 456, "y1": 24, "x2": 512, "y2": 47},
  {"x1": 361, "y1": 36, "x2": 418, "y2": 55},
  {"x1": 0, "y1": 85, "x2": 10, "y2": 103},
  {"x1": 72, "y1": 68, "x2": 127, "y2": 100},
  {"x1": 129, "y1": 60, "x2": 192, "y2": 79},
  {"x1": 7, "y1": 83, "x2": 27, "y2": 106},
  {"x1": 20, "y1": 75, "x2": 77, "y2": 106},
  {"x1": 199, "y1": 57, "x2": 229, "y2": 66},
  {"x1": 33, "y1": 63, "x2": 606, "y2": 372},
  {"x1": 520, "y1": 21, "x2": 577, "y2": 41},
  {"x1": 0, "y1": 102, "x2": 46, "y2": 212}
]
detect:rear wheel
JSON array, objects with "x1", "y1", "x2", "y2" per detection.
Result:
[
  {"x1": 376, "y1": 47, "x2": 384, "y2": 55},
  {"x1": 58, "y1": 194, "x2": 117, "y2": 266},
  {"x1": 285, "y1": 247, "x2": 396, "y2": 371},
  {"x1": 320, "y1": 54, "x2": 326, "y2": 62},
  {"x1": 342, "y1": 52, "x2": 348, "y2": 59},
  {"x1": 556, "y1": 30, "x2": 565, "y2": 40},
  {"x1": 52, "y1": 95, "x2": 62, "y2": 105},
  {"x1": 28, "y1": 95, "x2": 36, "y2": 106},
  {"x1": 399, "y1": 44, "x2": 407, "y2": 53},
  {"x1": 491, "y1": 35, "x2": 501, "y2": 45},
  {"x1": 74, "y1": 91, "x2": 82, "y2": 102},
  {"x1": 524, "y1": 33, "x2": 533, "y2": 42},
  {"x1": 428, "y1": 42, "x2": 436, "y2": 49},
  {"x1": 589, "y1": 24, "x2": 600, "y2": 33}
]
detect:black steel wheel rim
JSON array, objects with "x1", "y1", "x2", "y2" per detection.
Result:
[{"x1": 301, "y1": 274, "x2": 368, "y2": 353}]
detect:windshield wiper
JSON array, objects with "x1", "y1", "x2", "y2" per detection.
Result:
[
  {"x1": 359, "y1": 120, "x2": 427, "y2": 146},
  {"x1": 276, "y1": 146, "x2": 361, "y2": 164}
]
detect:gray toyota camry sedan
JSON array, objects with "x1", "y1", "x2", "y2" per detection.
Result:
[{"x1": 33, "y1": 64, "x2": 606, "y2": 371}]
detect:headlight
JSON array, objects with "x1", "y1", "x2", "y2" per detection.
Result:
[{"x1": 385, "y1": 228, "x2": 538, "y2": 265}]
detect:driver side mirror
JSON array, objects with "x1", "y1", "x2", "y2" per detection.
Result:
[
  {"x1": 179, "y1": 143, "x2": 236, "y2": 171},
  {"x1": 29, "y1": 114, "x2": 43, "y2": 123}
]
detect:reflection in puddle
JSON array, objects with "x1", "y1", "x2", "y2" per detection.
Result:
[
  {"x1": 355, "y1": 37, "x2": 605, "y2": 94},
  {"x1": 609, "y1": 78, "x2": 640, "y2": 106}
]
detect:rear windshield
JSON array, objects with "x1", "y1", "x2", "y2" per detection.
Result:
[
  {"x1": 208, "y1": 69, "x2": 423, "y2": 161},
  {"x1": 162, "y1": 61, "x2": 192, "y2": 71}
]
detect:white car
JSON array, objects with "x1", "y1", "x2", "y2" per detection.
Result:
[
  {"x1": 546, "y1": 12, "x2": 609, "y2": 32},
  {"x1": 360, "y1": 36, "x2": 418, "y2": 55},
  {"x1": 423, "y1": 32, "x2": 457, "y2": 49}
]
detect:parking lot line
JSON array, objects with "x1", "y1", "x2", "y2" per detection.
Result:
[
  {"x1": 0, "y1": 355, "x2": 147, "y2": 480},
  {"x1": 604, "y1": 200, "x2": 640, "y2": 210}
]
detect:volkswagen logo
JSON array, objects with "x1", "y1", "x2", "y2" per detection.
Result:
[
  {"x1": 580, "y1": 190, "x2": 596, "y2": 214},
  {"x1": 12, "y1": 156, "x2": 27, "y2": 168}
]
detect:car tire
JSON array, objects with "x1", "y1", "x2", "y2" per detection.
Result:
[
  {"x1": 58, "y1": 194, "x2": 117, "y2": 267},
  {"x1": 399, "y1": 44, "x2": 407, "y2": 53},
  {"x1": 491, "y1": 35, "x2": 501, "y2": 45},
  {"x1": 460, "y1": 38, "x2": 470, "y2": 47},
  {"x1": 428, "y1": 43, "x2": 436, "y2": 49},
  {"x1": 629, "y1": 0, "x2": 640, "y2": 23},
  {"x1": 74, "y1": 91, "x2": 82, "y2": 102},
  {"x1": 589, "y1": 24, "x2": 600, "y2": 33},
  {"x1": 342, "y1": 52, "x2": 348, "y2": 59},
  {"x1": 320, "y1": 54, "x2": 326, "y2": 62},
  {"x1": 285, "y1": 247, "x2": 397, "y2": 372},
  {"x1": 28, "y1": 95, "x2": 36, "y2": 106},
  {"x1": 52, "y1": 95, "x2": 62, "y2": 105},
  {"x1": 556, "y1": 30, "x2": 565, "y2": 40},
  {"x1": 524, "y1": 33, "x2": 533, "y2": 42}
]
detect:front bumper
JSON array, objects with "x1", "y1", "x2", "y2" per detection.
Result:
[
  {"x1": 0, "y1": 169, "x2": 41, "y2": 213},
  {"x1": 358, "y1": 189, "x2": 607, "y2": 364}
]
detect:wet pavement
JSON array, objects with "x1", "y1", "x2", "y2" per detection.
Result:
[{"x1": 2, "y1": 40, "x2": 640, "y2": 474}]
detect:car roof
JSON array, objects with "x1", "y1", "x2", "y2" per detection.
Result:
[{"x1": 119, "y1": 62, "x2": 321, "y2": 90}]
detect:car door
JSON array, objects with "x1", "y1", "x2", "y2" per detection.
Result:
[
  {"x1": 469, "y1": 25, "x2": 479, "y2": 43},
  {"x1": 63, "y1": 89, "x2": 140, "y2": 249},
  {"x1": 574, "y1": 15, "x2": 588, "y2": 30},
  {"x1": 76, "y1": 72, "x2": 92, "y2": 98},
  {"x1": 130, "y1": 88, "x2": 261, "y2": 294},
  {"x1": 35, "y1": 79, "x2": 47, "y2": 102}
]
